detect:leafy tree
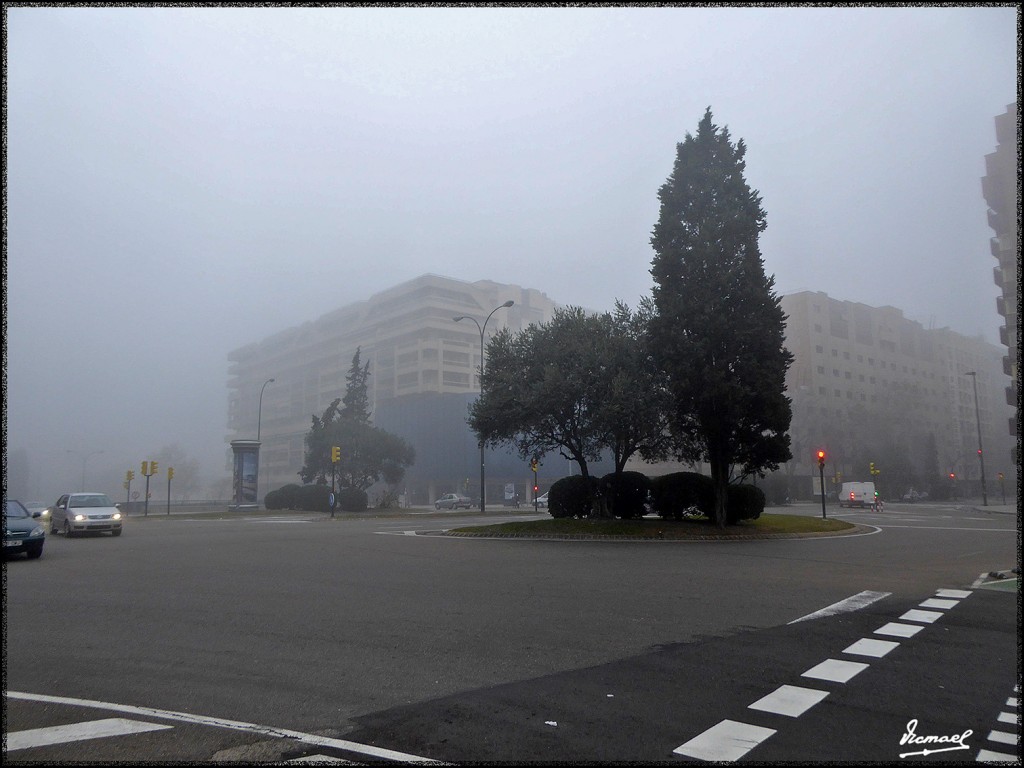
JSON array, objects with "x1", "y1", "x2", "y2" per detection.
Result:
[
  {"x1": 469, "y1": 305, "x2": 668, "y2": 481},
  {"x1": 650, "y1": 108, "x2": 793, "y2": 527},
  {"x1": 299, "y1": 351, "x2": 414, "y2": 490},
  {"x1": 152, "y1": 443, "x2": 201, "y2": 500}
]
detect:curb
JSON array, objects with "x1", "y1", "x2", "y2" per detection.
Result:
[{"x1": 443, "y1": 523, "x2": 873, "y2": 542}]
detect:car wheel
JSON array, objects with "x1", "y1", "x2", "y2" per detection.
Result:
[
  {"x1": 63, "y1": 521, "x2": 75, "y2": 538},
  {"x1": 51, "y1": 521, "x2": 59, "y2": 535},
  {"x1": 26, "y1": 544, "x2": 43, "y2": 559}
]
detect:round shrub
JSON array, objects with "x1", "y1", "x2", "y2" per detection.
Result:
[
  {"x1": 650, "y1": 472, "x2": 715, "y2": 520},
  {"x1": 336, "y1": 487, "x2": 368, "y2": 512},
  {"x1": 600, "y1": 471, "x2": 651, "y2": 519},
  {"x1": 296, "y1": 483, "x2": 332, "y2": 512},
  {"x1": 548, "y1": 475, "x2": 600, "y2": 519},
  {"x1": 726, "y1": 483, "x2": 766, "y2": 524},
  {"x1": 263, "y1": 489, "x2": 284, "y2": 510}
]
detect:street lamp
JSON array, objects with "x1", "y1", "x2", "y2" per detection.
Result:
[
  {"x1": 67, "y1": 449, "x2": 104, "y2": 491},
  {"x1": 257, "y1": 378, "x2": 275, "y2": 503},
  {"x1": 963, "y1": 371, "x2": 987, "y2": 506},
  {"x1": 454, "y1": 300, "x2": 515, "y2": 513}
]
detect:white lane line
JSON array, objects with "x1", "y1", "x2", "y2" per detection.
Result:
[
  {"x1": 997, "y1": 712, "x2": 1017, "y2": 725},
  {"x1": 899, "y1": 609, "x2": 944, "y2": 623},
  {"x1": 788, "y1": 590, "x2": 891, "y2": 624},
  {"x1": 976, "y1": 747, "x2": 1019, "y2": 761},
  {"x1": 936, "y1": 589, "x2": 973, "y2": 598},
  {"x1": 842, "y1": 638, "x2": 900, "y2": 658},
  {"x1": 673, "y1": 719, "x2": 776, "y2": 761},
  {"x1": 4, "y1": 691, "x2": 440, "y2": 764},
  {"x1": 748, "y1": 685, "x2": 829, "y2": 717},
  {"x1": 287, "y1": 756, "x2": 351, "y2": 763},
  {"x1": 7, "y1": 718, "x2": 173, "y2": 751},
  {"x1": 874, "y1": 622, "x2": 924, "y2": 638},
  {"x1": 919, "y1": 598, "x2": 960, "y2": 610},
  {"x1": 987, "y1": 730, "x2": 1019, "y2": 746},
  {"x1": 801, "y1": 659, "x2": 870, "y2": 683}
]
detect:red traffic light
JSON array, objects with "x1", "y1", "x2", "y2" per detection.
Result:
[
  {"x1": 949, "y1": 473, "x2": 956, "y2": 479},
  {"x1": 816, "y1": 450, "x2": 826, "y2": 466}
]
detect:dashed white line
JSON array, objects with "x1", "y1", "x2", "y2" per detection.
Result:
[
  {"x1": 801, "y1": 658, "x2": 870, "y2": 683},
  {"x1": 874, "y1": 622, "x2": 924, "y2": 638},
  {"x1": 748, "y1": 685, "x2": 829, "y2": 717},
  {"x1": 788, "y1": 590, "x2": 891, "y2": 624},
  {"x1": 842, "y1": 638, "x2": 900, "y2": 658},
  {"x1": 673, "y1": 719, "x2": 777, "y2": 761},
  {"x1": 899, "y1": 609, "x2": 944, "y2": 623}
]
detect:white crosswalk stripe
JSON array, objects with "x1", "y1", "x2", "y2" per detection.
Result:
[{"x1": 6, "y1": 718, "x2": 173, "y2": 751}]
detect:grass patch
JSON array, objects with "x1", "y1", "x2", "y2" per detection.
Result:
[{"x1": 450, "y1": 513, "x2": 855, "y2": 539}]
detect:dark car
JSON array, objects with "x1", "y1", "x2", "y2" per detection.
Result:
[{"x1": 4, "y1": 499, "x2": 46, "y2": 559}]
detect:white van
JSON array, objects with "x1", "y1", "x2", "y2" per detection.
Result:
[{"x1": 839, "y1": 482, "x2": 876, "y2": 508}]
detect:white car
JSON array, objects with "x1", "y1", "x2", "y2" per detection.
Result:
[
  {"x1": 434, "y1": 493, "x2": 473, "y2": 510},
  {"x1": 50, "y1": 493, "x2": 124, "y2": 537},
  {"x1": 533, "y1": 492, "x2": 548, "y2": 508}
]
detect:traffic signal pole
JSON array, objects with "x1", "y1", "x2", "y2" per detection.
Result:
[{"x1": 817, "y1": 450, "x2": 827, "y2": 520}]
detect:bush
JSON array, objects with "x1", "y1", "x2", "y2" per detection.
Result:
[
  {"x1": 336, "y1": 487, "x2": 368, "y2": 512},
  {"x1": 650, "y1": 472, "x2": 715, "y2": 520},
  {"x1": 264, "y1": 483, "x2": 302, "y2": 510},
  {"x1": 263, "y1": 489, "x2": 284, "y2": 510},
  {"x1": 726, "y1": 483, "x2": 766, "y2": 524},
  {"x1": 295, "y1": 483, "x2": 332, "y2": 512},
  {"x1": 600, "y1": 471, "x2": 651, "y2": 519},
  {"x1": 548, "y1": 475, "x2": 601, "y2": 519}
]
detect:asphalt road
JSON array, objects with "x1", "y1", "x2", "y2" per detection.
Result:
[{"x1": 4, "y1": 502, "x2": 1018, "y2": 763}]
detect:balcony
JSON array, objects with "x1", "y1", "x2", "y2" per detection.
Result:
[
  {"x1": 993, "y1": 265, "x2": 1003, "y2": 287},
  {"x1": 999, "y1": 325, "x2": 1009, "y2": 346},
  {"x1": 986, "y1": 207, "x2": 1001, "y2": 232},
  {"x1": 1004, "y1": 355, "x2": 1013, "y2": 377},
  {"x1": 996, "y1": 296, "x2": 1006, "y2": 317}
]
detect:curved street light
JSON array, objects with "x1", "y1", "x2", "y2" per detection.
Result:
[
  {"x1": 67, "y1": 449, "x2": 104, "y2": 492},
  {"x1": 257, "y1": 378, "x2": 275, "y2": 504},
  {"x1": 454, "y1": 300, "x2": 514, "y2": 513}
]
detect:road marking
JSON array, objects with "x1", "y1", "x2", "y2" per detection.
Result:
[
  {"x1": 976, "y1": 748, "x2": 1019, "y2": 761},
  {"x1": 874, "y1": 622, "x2": 924, "y2": 638},
  {"x1": 748, "y1": 685, "x2": 829, "y2": 717},
  {"x1": 6, "y1": 718, "x2": 173, "y2": 751},
  {"x1": 997, "y1": 712, "x2": 1017, "y2": 725},
  {"x1": 842, "y1": 638, "x2": 900, "y2": 658},
  {"x1": 801, "y1": 658, "x2": 870, "y2": 683},
  {"x1": 936, "y1": 589, "x2": 973, "y2": 598},
  {"x1": 788, "y1": 590, "x2": 891, "y2": 624},
  {"x1": 987, "y1": 730, "x2": 1019, "y2": 746},
  {"x1": 919, "y1": 598, "x2": 960, "y2": 609},
  {"x1": 673, "y1": 719, "x2": 776, "y2": 761},
  {"x1": 899, "y1": 609, "x2": 943, "y2": 623},
  {"x1": 4, "y1": 691, "x2": 440, "y2": 763},
  {"x1": 287, "y1": 756, "x2": 351, "y2": 763}
]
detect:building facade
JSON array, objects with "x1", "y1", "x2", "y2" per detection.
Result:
[
  {"x1": 981, "y1": 102, "x2": 1019, "y2": 464},
  {"x1": 226, "y1": 274, "x2": 561, "y2": 504},
  {"x1": 780, "y1": 291, "x2": 1017, "y2": 499}
]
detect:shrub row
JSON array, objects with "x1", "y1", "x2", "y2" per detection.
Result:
[
  {"x1": 547, "y1": 470, "x2": 765, "y2": 525},
  {"x1": 264, "y1": 483, "x2": 368, "y2": 512}
]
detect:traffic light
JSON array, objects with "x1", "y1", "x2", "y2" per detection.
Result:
[
  {"x1": 530, "y1": 458, "x2": 538, "y2": 473},
  {"x1": 331, "y1": 446, "x2": 340, "y2": 463},
  {"x1": 949, "y1": 472, "x2": 956, "y2": 479},
  {"x1": 150, "y1": 461, "x2": 159, "y2": 475},
  {"x1": 533, "y1": 485, "x2": 539, "y2": 494},
  {"x1": 141, "y1": 461, "x2": 148, "y2": 475},
  {"x1": 167, "y1": 467, "x2": 174, "y2": 480},
  {"x1": 127, "y1": 470, "x2": 134, "y2": 481},
  {"x1": 817, "y1": 450, "x2": 826, "y2": 467},
  {"x1": 869, "y1": 462, "x2": 875, "y2": 473}
]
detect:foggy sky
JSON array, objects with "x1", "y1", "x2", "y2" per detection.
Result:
[{"x1": 5, "y1": 5, "x2": 1018, "y2": 500}]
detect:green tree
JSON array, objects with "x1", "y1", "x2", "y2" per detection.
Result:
[
  {"x1": 299, "y1": 352, "x2": 414, "y2": 489},
  {"x1": 469, "y1": 304, "x2": 669, "y2": 486},
  {"x1": 650, "y1": 108, "x2": 793, "y2": 527}
]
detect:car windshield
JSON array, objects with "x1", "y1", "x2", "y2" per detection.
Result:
[
  {"x1": 5, "y1": 500, "x2": 30, "y2": 518},
  {"x1": 69, "y1": 494, "x2": 114, "y2": 508}
]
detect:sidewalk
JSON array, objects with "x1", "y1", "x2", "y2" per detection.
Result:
[{"x1": 969, "y1": 503, "x2": 1018, "y2": 516}]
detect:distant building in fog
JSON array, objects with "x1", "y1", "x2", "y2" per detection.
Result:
[
  {"x1": 981, "y1": 102, "x2": 1019, "y2": 465},
  {"x1": 226, "y1": 274, "x2": 570, "y2": 504},
  {"x1": 781, "y1": 291, "x2": 1016, "y2": 496}
]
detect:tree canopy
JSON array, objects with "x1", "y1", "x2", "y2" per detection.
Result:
[{"x1": 649, "y1": 107, "x2": 793, "y2": 527}]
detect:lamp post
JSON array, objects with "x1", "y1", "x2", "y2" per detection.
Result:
[
  {"x1": 963, "y1": 371, "x2": 987, "y2": 506},
  {"x1": 454, "y1": 300, "x2": 514, "y2": 513},
  {"x1": 257, "y1": 378, "x2": 275, "y2": 503},
  {"x1": 67, "y1": 449, "x2": 104, "y2": 491}
]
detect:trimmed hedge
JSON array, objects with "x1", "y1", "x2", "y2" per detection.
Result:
[
  {"x1": 548, "y1": 475, "x2": 601, "y2": 519},
  {"x1": 726, "y1": 483, "x2": 765, "y2": 524},
  {"x1": 650, "y1": 472, "x2": 715, "y2": 520},
  {"x1": 337, "y1": 487, "x2": 368, "y2": 512},
  {"x1": 600, "y1": 471, "x2": 651, "y2": 519},
  {"x1": 264, "y1": 483, "x2": 302, "y2": 510}
]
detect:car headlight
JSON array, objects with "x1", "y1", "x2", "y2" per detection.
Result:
[
  {"x1": 112, "y1": 512, "x2": 122, "y2": 520},
  {"x1": 74, "y1": 513, "x2": 87, "y2": 521},
  {"x1": 31, "y1": 526, "x2": 45, "y2": 537}
]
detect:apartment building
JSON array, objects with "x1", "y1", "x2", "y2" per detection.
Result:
[
  {"x1": 226, "y1": 274, "x2": 560, "y2": 503},
  {"x1": 982, "y1": 102, "x2": 1019, "y2": 464},
  {"x1": 781, "y1": 291, "x2": 1016, "y2": 496}
]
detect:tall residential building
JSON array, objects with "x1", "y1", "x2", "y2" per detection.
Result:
[
  {"x1": 981, "y1": 102, "x2": 1019, "y2": 464},
  {"x1": 781, "y1": 291, "x2": 1016, "y2": 497},
  {"x1": 226, "y1": 274, "x2": 561, "y2": 503}
]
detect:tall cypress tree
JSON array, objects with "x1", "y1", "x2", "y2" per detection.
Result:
[
  {"x1": 341, "y1": 348, "x2": 371, "y2": 423},
  {"x1": 650, "y1": 108, "x2": 793, "y2": 527}
]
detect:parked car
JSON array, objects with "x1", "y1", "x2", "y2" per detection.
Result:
[
  {"x1": 4, "y1": 499, "x2": 46, "y2": 559},
  {"x1": 50, "y1": 492, "x2": 123, "y2": 537},
  {"x1": 434, "y1": 493, "x2": 473, "y2": 510},
  {"x1": 534, "y1": 492, "x2": 549, "y2": 508}
]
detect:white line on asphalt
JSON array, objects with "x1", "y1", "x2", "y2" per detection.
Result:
[
  {"x1": 7, "y1": 718, "x2": 174, "y2": 751},
  {"x1": 919, "y1": 598, "x2": 960, "y2": 609},
  {"x1": 976, "y1": 748, "x2": 1019, "y2": 761},
  {"x1": 899, "y1": 609, "x2": 944, "y2": 623},
  {"x1": 788, "y1": 590, "x2": 891, "y2": 624},
  {"x1": 987, "y1": 730, "x2": 1019, "y2": 746},
  {"x1": 842, "y1": 638, "x2": 900, "y2": 658},
  {"x1": 673, "y1": 719, "x2": 777, "y2": 761},
  {"x1": 936, "y1": 589, "x2": 973, "y2": 598},
  {"x1": 874, "y1": 622, "x2": 924, "y2": 638},
  {"x1": 4, "y1": 691, "x2": 440, "y2": 763},
  {"x1": 801, "y1": 659, "x2": 870, "y2": 683},
  {"x1": 747, "y1": 685, "x2": 829, "y2": 718}
]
